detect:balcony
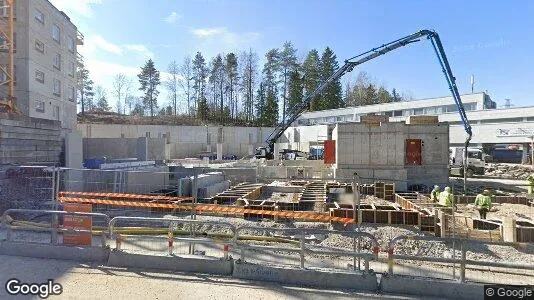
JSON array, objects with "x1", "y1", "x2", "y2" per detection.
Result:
[
  {"x1": 76, "y1": 52, "x2": 83, "y2": 66},
  {"x1": 76, "y1": 30, "x2": 84, "y2": 45}
]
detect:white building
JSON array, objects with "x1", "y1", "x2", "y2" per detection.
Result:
[
  {"x1": 294, "y1": 92, "x2": 534, "y2": 147},
  {"x1": 9, "y1": 0, "x2": 82, "y2": 131}
]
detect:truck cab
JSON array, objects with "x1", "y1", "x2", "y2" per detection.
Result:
[{"x1": 449, "y1": 147, "x2": 486, "y2": 177}]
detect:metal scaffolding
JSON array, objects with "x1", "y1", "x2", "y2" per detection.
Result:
[{"x1": 0, "y1": 0, "x2": 18, "y2": 113}]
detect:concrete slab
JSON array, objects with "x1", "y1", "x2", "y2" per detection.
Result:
[
  {"x1": 232, "y1": 261, "x2": 378, "y2": 291},
  {"x1": 108, "y1": 251, "x2": 233, "y2": 275},
  {"x1": 0, "y1": 241, "x2": 109, "y2": 263},
  {"x1": 380, "y1": 275, "x2": 484, "y2": 300}
]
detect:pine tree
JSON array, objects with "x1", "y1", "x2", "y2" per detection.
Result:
[
  {"x1": 225, "y1": 53, "x2": 238, "y2": 120},
  {"x1": 264, "y1": 87, "x2": 279, "y2": 126},
  {"x1": 278, "y1": 41, "x2": 297, "y2": 121},
  {"x1": 240, "y1": 49, "x2": 259, "y2": 122},
  {"x1": 192, "y1": 52, "x2": 208, "y2": 116},
  {"x1": 197, "y1": 95, "x2": 209, "y2": 120},
  {"x1": 209, "y1": 54, "x2": 225, "y2": 121},
  {"x1": 258, "y1": 49, "x2": 280, "y2": 124},
  {"x1": 377, "y1": 86, "x2": 391, "y2": 103},
  {"x1": 138, "y1": 59, "x2": 161, "y2": 117},
  {"x1": 77, "y1": 66, "x2": 94, "y2": 114},
  {"x1": 302, "y1": 49, "x2": 321, "y2": 111},
  {"x1": 320, "y1": 47, "x2": 343, "y2": 110},
  {"x1": 255, "y1": 82, "x2": 266, "y2": 123},
  {"x1": 287, "y1": 68, "x2": 303, "y2": 114},
  {"x1": 391, "y1": 88, "x2": 402, "y2": 102}
]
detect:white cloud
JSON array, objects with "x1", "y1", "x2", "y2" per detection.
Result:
[
  {"x1": 192, "y1": 27, "x2": 226, "y2": 37},
  {"x1": 164, "y1": 11, "x2": 182, "y2": 24},
  {"x1": 49, "y1": 0, "x2": 103, "y2": 18},
  {"x1": 125, "y1": 44, "x2": 154, "y2": 59},
  {"x1": 191, "y1": 27, "x2": 261, "y2": 49},
  {"x1": 89, "y1": 35, "x2": 123, "y2": 55}
]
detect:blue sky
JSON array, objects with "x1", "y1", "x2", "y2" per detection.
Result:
[{"x1": 51, "y1": 0, "x2": 534, "y2": 113}]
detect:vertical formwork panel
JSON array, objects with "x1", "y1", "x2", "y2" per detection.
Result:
[
  {"x1": 405, "y1": 139, "x2": 422, "y2": 165},
  {"x1": 324, "y1": 140, "x2": 336, "y2": 164}
]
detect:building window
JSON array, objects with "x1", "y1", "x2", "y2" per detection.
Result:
[
  {"x1": 53, "y1": 105, "x2": 60, "y2": 120},
  {"x1": 53, "y1": 53, "x2": 61, "y2": 70},
  {"x1": 53, "y1": 79, "x2": 61, "y2": 96},
  {"x1": 393, "y1": 110, "x2": 403, "y2": 117},
  {"x1": 35, "y1": 9, "x2": 44, "y2": 24},
  {"x1": 68, "y1": 85, "x2": 75, "y2": 101},
  {"x1": 67, "y1": 36, "x2": 74, "y2": 53},
  {"x1": 464, "y1": 103, "x2": 477, "y2": 111},
  {"x1": 413, "y1": 108, "x2": 425, "y2": 115},
  {"x1": 52, "y1": 24, "x2": 60, "y2": 43},
  {"x1": 35, "y1": 39, "x2": 44, "y2": 53},
  {"x1": 68, "y1": 61, "x2": 75, "y2": 77},
  {"x1": 35, "y1": 70, "x2": 44, "y2": 83},
  {"x1": 35, "y1": 100, "x2": 45, "y2": 112}
]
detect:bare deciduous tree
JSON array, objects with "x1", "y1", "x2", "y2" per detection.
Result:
[{"x1": 165, "y1": 60, "x2": 179, "y2": 115}]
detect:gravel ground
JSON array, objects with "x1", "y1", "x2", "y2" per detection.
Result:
[
  {"x1": 456, "y1": 203, "x2": 534, "y2": 221},
  {"x1": 485, "y1": 163, "x2": 534, "y2": 180}
]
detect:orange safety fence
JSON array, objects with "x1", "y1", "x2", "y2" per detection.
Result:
[
  {"x1": 58, "y1": 196, "x2": 355, "y2": 224},
  {"x1": 59, "y1": 191, "x2": 193, "y2": 202}
]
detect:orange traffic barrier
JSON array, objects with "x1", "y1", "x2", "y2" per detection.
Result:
[
  {"x1": 58, "y1": 196, "x2": 355, "y2": 224},
  {"x1": 59, "y1": 191, "x2": 193, "y2": 202}
]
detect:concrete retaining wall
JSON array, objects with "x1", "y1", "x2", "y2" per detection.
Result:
[
  {"x1": 107, "y1": 251, "x2": 233, "y2": 275},
  {"x1": 78, "y1": 124, "x2": 274, "y2": 159},
  {"x1": 232, "y1": 262, "x2": 378, "y2": 291},
  {"x1": 0, "y1": 241, "x2": 108, "y2": 263},
  {"x1": 83, "y1": 137, "x2": 166, "y2": 161},
  {"x1": 0, "y1": 115, "x2": 62, "y2": 165},
  {"x1": 380, "y1": 275, "x2": 485, "y2": 300}
]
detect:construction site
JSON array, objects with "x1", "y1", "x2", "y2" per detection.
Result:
[{"x1": 0, "y1": 0, "x2": 534, "y2": 299}]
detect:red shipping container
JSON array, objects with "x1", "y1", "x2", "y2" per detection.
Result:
[{"x1": 324, "y1": 140, "x2": 336, "y2": 164}]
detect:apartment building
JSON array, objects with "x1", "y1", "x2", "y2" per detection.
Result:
[{"x1": 6, "y1": 0, "x2": 82, "y2": 130}]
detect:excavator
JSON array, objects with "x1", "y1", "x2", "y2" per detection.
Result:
[{"x1": 255, "y1": 29, "x2": 473, "y2": 191}]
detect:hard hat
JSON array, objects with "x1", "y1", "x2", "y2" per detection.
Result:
[
  {"x1": 483, "y1": 189, "x2": 490, "y2": 194},
  {"x1": 434, "y1": 185, "x2": 440, "y2": 189},
  {"x1": 444, "y1": 186, "x2": 451, "y2": 192}
]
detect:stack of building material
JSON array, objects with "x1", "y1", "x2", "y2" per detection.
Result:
[
  {"x1": 197, "y1": 180, "x2": 231, "y2": 199},
  {"x1": 178, "y1": 172, "x2": 226, "y2": 196}
]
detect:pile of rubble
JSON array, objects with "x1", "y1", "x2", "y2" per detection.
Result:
[{"x1": 485, "y1": 163, "x2": 534, "y2": 180}]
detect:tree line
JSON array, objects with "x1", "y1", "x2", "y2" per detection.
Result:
[{"x1": 77, "y1": 43, "x2": 411, "y2": 126}]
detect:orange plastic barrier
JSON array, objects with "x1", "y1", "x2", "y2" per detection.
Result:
[{"x1": 58, "y1": 196, "x2": 355, "y2": 224}]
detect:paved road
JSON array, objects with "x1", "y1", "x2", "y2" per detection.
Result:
[
  {"x1": 450, "y1": 176, "x2": 530, "y2": 193},
  {"x1": 0, "y1": 255, "x2": 442, "y2": 300}
]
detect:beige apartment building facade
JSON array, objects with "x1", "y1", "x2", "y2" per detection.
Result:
[{"x1": 7, "y1": 0, "x2": 82, "y2": 131}]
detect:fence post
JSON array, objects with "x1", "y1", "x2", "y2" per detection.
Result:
[
  {"x1": 116, "y1": 234, "x2": 122, "y2": 250},
  {"x1": 460, "y1": 241, "x2": 466, "y2": 283},
  {"x1": 300, "y1": 234, "x2": 305, "y2": 269},
  {"x1": 51, "y1": 213, "x2": 58, "y2": 245},
  {"x1": 223, "y1": 244, "x2": 229, "y2": 260},
  {"x1": 168, "y1": 231, "x2": 174, "y2": 255},
  {"x1": 353, "y1": 236, "x2": 357, "y2": 271},
  {"x1": 387, "y1": 247, "x2": 394, "y2": 275}
]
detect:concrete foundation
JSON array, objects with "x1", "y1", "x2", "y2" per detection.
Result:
[
  {"x1": 107, "y1": 252, "x2": 233, "y2": 275},
  {"x1": 0, "y1": 241, "x2": 108, "y2": 263},
  {"x1": 232, "y1": 262, "x2": 377, "y2": 291}
]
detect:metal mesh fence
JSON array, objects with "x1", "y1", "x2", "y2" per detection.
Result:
[{"x1": 0, "y1": 166, "x2": 55, "y2": 213}]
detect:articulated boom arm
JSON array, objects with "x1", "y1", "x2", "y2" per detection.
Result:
[{"x1": 265, "y1": 29, "x2": 472, "y2": 154}]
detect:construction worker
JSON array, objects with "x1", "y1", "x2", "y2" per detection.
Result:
[
  {"x1": 430, "y1": 185, "x2": 441, "y2": 202},
  {"x1": 528, "y1": 173, "x2": 534, "y2": 194},
  {"x1": 438, "y1": 186, "x2": 453, "y2": 207},
  {"x1": 474, "y1": 189, "x2": 492, "y2": 219}
]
